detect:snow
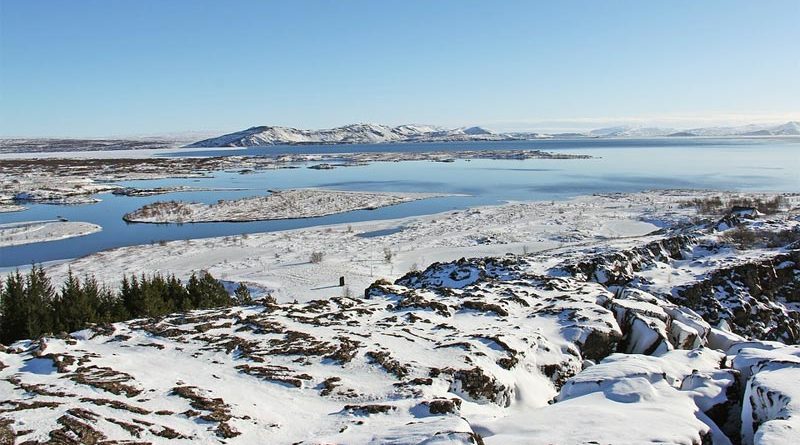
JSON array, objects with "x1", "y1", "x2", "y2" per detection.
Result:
[
  {"x1": 1, "y1": 190, "x2": 798, "y2": 443},
  {"x1": 0, "y1": 269, "x2": 622, "y2": 443},
  {"x1": 187, "y1": 123, "x2": 514, "y2": 147},
  {"x1": 0, "y1": 204, "x2": 25, "y2": 213},
  {"x1": 0, "y1": 173, "x2": 120, "y2": 204},
  {"x1": 476, "y1": 378, "x2": 721, "y2": 445},
  {"x1": 741, "y1": 364, "x2": 800, "y2": 444},
  {"x1": 719, "y1": 345, "x2": 800, "y2": 443},
  {"x1": 34, "y1": 192, "x2": 672, "y2": 303},
  {"x1": 0, "y1": 220, "x2": 102, "y2": 247},
  {"x1": 123, "y1": 189, "x2": 450, "y2": 223},
  {"x1": 0, "y1": 146, "x2": 204, "y2": 160}
]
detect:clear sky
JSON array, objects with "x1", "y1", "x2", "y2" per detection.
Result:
[{"x1": 1, "y1": 0, "x2": 799, "y2": 137}]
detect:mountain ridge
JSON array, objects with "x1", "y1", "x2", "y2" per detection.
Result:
[
  {"x1": 186, "y1": 123, "x2": 513, "y2": 147},
  {"x1": 186, "y1": 121, "x2": 800, "y2": 147}
]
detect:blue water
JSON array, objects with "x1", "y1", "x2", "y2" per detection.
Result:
[
  {"x1": 170, "y1": 137, "x2": 782, "y2": 157},
  {"x1": 1, "y1": 138, "x2": 798, "y2": 267}
]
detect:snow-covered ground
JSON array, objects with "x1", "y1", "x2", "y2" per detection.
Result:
[
  {"x1": 27, "y1": 191, "x2": 799, "y2": 306},
  {"x1": 0, "y1": 146, "x2": 203, "y2": 160},
  {"x1": 35, "y1": 191, "x2": 693, "y2": 303},
  {"x1": 1, "y1": 192, "x2": 798, "y2": 444},
  {"x1": 123, "y1": 189, "x2": 451, "y2": 223},
  {"x1": 0, "y1": 175, "x2": 119, "y2": 205},
  {"x1": 0, "y1": 204, "x2": 25, "y2": 213},
  {"x1": 0, "y1": 220, "x2": 102, "y2": 247}
]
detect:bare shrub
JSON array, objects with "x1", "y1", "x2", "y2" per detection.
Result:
[
  {"x1": 310, "y1": 251, "x2": 324, "y2": 264},
  {"x1": 764, "y1": 229, "x2": 800, "y2": 248},
  {"x1": 383, "y1": 247, "x2": 394, "y2": 264},
  {"x1": 682, "y1": 195, "x2": 787, "y2": 215},
  {"x1": 731, "y1": 195, "x2": 786, "y2": 214},
  {"x1": 680, "y1": 196, "x2": 725, "y2": 214},
  {"x1": 720, "y1": 226, "x2": 758, "y2": 249},
  {"x1": 720, "y1": 226, "x2": 800, "y2": 249}
]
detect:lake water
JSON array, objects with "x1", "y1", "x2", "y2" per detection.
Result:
[{"x1": 1, "y1": 138, "x2": 798, "y2": 267}]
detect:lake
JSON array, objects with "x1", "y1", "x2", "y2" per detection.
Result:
[{"x1": 1, "y1": 137, "x2": 798, "y2": 268}]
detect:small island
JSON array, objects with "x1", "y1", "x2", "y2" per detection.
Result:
[{"x1": 123, "y1": 188, "x2": 449, "y2": 223}]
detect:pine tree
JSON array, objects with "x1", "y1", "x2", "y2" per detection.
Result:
[
  {"x1": 1, "y1": 267, "x2": 233, "y2": 345},
  {"x1": 25, "y1": 265, "x2": 55, "y2": 338},
  {"x1": 81, "y1": 274, "x2": 104, "y2": 320},
  {"x1": 0, "y1": 271, "x2": 25, "y2": 344},
  {"x1": 56, "y1": 270, "x2": 98, "y2": 333},
  {"x1": 234, "y1": 282, "x2": 253, "y2": 305},
  {"x1": 121, "y1": 275, "x2": 144, "y2": 318},
  {"x1": 187, "y1": 271, "x2": 230, "y2": 308},
  {"x1": 139, "y1": 273, "x2": 171, "y2": 316},
  {"x1": 96, "y1": 283, "x2": 123, "y2": 323},
  {"x1": 166, "y1": 275, "x2": 189, "y2": 312}
]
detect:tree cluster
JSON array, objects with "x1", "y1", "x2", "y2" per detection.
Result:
[{"x1": 0, "y1": 266, "x2": 240, "y2": 345}]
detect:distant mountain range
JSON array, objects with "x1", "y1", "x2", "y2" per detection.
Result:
[
  {"x1": 584, "y1": 121, "x2": 800, "y2": 138},
  {"x1": 186, "y1": 124, "x2": 513, "y2": 147},
  {"x1": 187, "y1": 121, "x2": 800, "y2": 147}
]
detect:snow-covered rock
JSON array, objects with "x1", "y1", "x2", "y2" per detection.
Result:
[{"x1": 1, "y1": 197, "x2": 798, "y2": 443}]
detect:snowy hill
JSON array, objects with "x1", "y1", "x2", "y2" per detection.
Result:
[
  {"x1": 589, "y1": 126, "x2": 677, "y2": 137},
  {"x1": 185, "y1": 121, "x2": 800, "y2": 147},
  {"x1": 669, "y1": 122, "x2": 800, "y2": 137},
  {"x1": 187, "y1": 124, "x2": 513, "y2": 147},
  {"x1": 740, "y1": 121, "x2": 800, "y2": 136},
  {"x1": 586, "y1": 122, "x2": 800, "y2": 138},
  {"x1": 551, "y1": 121, "x2": 800, "y2": 138}
]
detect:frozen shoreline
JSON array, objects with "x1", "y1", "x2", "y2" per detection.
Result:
[
  {"x1": 0, "y1": 204, "x2": 25, "y2": 213},
  {"x1": 122, "y1": 189, "x2": 452, "y2": 223},
  {"x1": 0, "y1": 220, "x2": 102, "y2": 247}
]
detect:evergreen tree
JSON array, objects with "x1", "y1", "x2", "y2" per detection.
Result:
[
  {"x1": 139, "y1": 273, "x2": 172, "y2": 316},
  {"x1": 81, "y1": 274, "x2": 104, "y2": 320},
  {"x1": 234, "y1": 282, "x2": 253, "y2": 305},
  {"x1": 96, "y1": 282, "x2": 124, "y2": 323},
  {"x1": 186, "y1": 272, "x2": 230, "y2": 308},
  {"x1": 1, "y1": 267, "x2": 233, "y2": 345},
  {"x1": 56, "y1": 270, "x2": 98, "y2": 333},
  {"x1": 0, "y1": 271, "x2": 25, "y2": 345},
  {"x1": 25, "y1": 265, "x2": 55, "y2": 338},
  {"x1": 121, "y1": 275, "x2": 144, "y2": 318},
  {"x1": 166, "y1": 275, "x2": 189, "y2": 312}
]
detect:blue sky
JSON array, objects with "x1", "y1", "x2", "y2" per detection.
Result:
[{"x1": 1, "y1": 0, "x2": 798, "y2": 136}]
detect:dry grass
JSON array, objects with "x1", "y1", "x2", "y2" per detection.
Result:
[{"x1": 681, "y1": 195, "x2": 787, "y2": 215}]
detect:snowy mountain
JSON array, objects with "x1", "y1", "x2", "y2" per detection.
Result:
[
  {"x1": 185, "y1": 121, "x2": 800, "y2": 147},
  {"x1": 187, "y1": 124, "x2": 514, "y2": 147},
  {"x1": 556, "y1": 121, "x2": 800, "y2": 138},
  {"x1": 740, "y1": 121, "x2": 800, "y2": 136},
  {"x1": 588, "y1": 126, "x2": 677, "y2": 137},
  {"x1": 669, "y1": 121, "x2": 800, "y2": 137}
]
